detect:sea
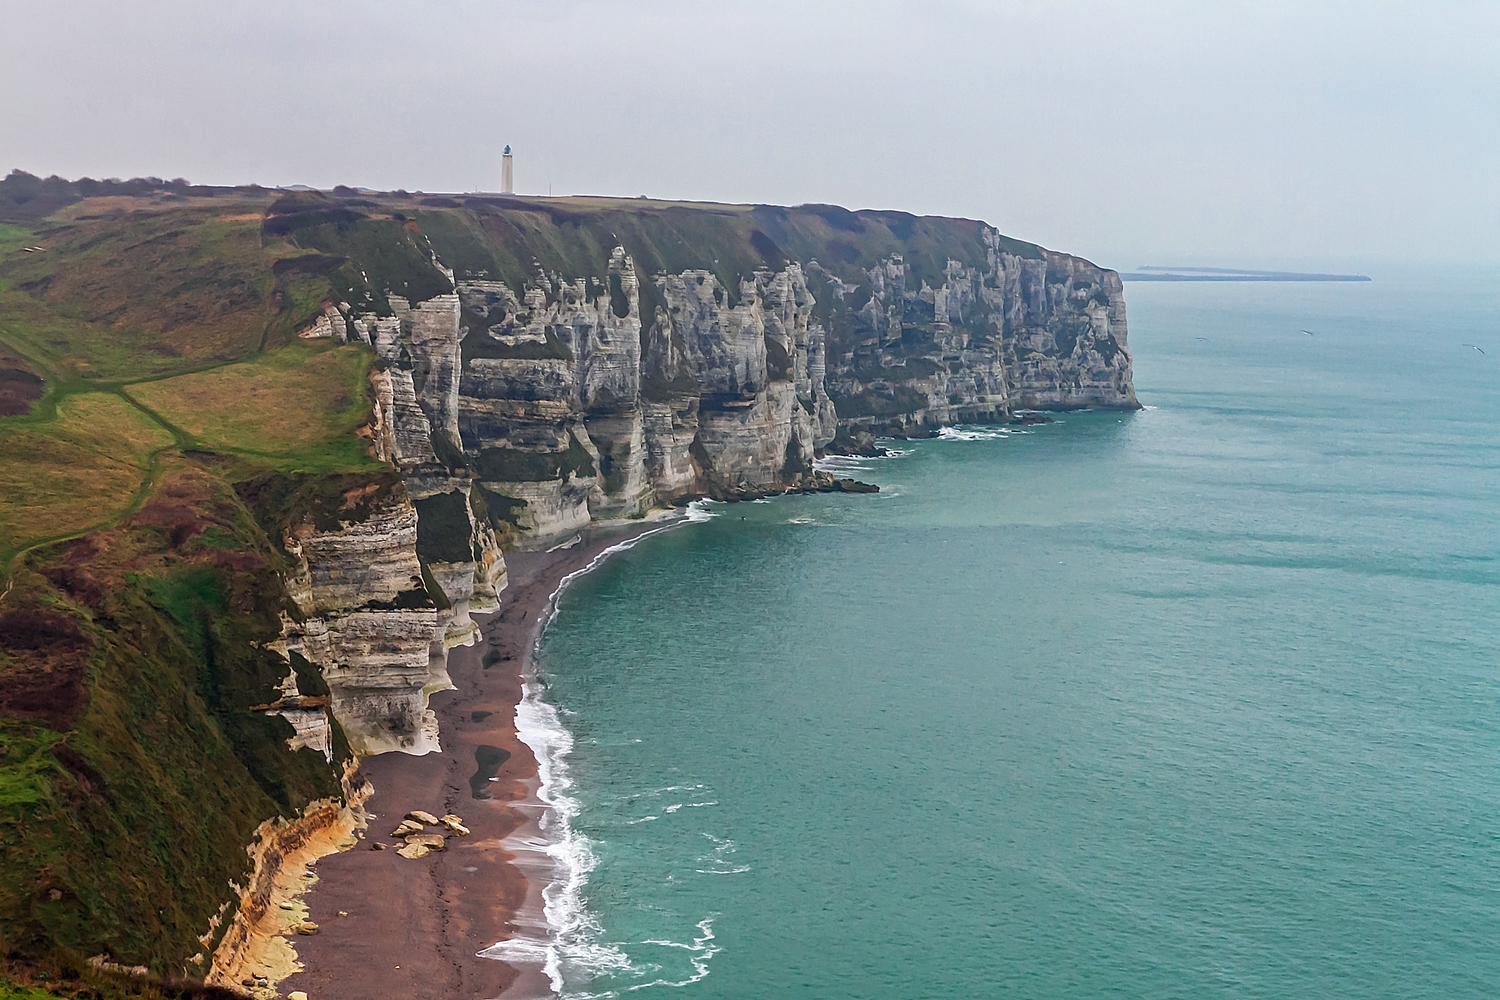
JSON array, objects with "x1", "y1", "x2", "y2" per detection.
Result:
[{"x1": 512, "y1": 268, "x2": 1500, "y2": 998}]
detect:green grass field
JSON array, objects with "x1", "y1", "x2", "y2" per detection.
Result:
[
  {"x1": 128, "y1": 342, "x2": 379, "y2": 473},
  {"x1": 0, "y1": 392, "x2": 175, "y2": 564},
  {"x1": 0, "y1": 197, "x2": 384, "y2": 576}
]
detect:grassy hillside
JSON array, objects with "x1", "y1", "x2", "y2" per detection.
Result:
[{"x1": 0, "y1": 175, "x2": 383, "y2": 992}]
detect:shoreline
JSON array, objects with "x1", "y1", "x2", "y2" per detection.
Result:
[
  {"x1": 487, "y1": 506, "x2": 714, "y2": 996},
  {"x1": 283, "y1": 511, "x2": 689, "y2": 1000}
]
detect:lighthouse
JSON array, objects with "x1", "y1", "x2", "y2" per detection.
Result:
[{"x1": 501, "y1": 145, "x2": 513, "y2": 195}]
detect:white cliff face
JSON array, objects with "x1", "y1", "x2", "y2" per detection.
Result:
[
  {"x1": 640, "y1": 264, "x2": 829, "y2": 497},
  {"x1": 352, "y1": 298, "x2": 510, "y2": 646},
  {"x1": 299, "y1": 214, "x2": 1131, "y2": 602},
  {"x1": 290, "y1": 498, "x2": 424, "y2": 610},
  {"x1": 345, "y1": 229, "x2": 1133, "y2": 546},
  {"x1": 390, "y1": 293, "x2": 464, "y2": 453},
  {"x1": 821, "y1": 230, "x2": 1136, "y2": 429},
  {"x1": 275, "y1": 484, "x2": 450, "y2": 757}
]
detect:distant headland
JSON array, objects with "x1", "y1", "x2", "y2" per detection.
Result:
[{"x1": 1119, "y1": 266, "x2": 1371, "y2": 282}]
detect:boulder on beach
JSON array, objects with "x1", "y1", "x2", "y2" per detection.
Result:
[
  {"x1": 440, "y1": 814, "x2": 470, "y2": 835},
  {"x1": 395, "y1": 843, "x2": 431, "y2": 860},
  {"x1": 406, "y1": 809, "x2": 441, "y2": 825},
  {"x1": 404, "y1": 832, "x2": 446, "y2": 851}
]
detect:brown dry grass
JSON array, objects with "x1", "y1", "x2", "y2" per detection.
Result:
[
  {"x1": 128, "y1": 343, "x2": 377, "y2": 472},
  {"x1": 0, "y1": 392, "x2": 172, "y2": 558}
]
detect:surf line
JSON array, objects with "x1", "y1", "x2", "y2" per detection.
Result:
[
  {"x1": 478, "y1": 501, "x2": 718, "y2": 994},
  {"x1": 540, "y1": 501, "x2": 717, "y2": 630}
]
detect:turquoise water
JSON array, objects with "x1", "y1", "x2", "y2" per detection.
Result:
[{"x1": 532, "y1": 271, "x2": 1500, "y2": 998}]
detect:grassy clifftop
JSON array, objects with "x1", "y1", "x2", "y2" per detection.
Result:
[{"x1": 253, "y1": 187, "x2": 1042, "y2": 316}]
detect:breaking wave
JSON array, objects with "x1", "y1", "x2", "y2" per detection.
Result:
[
  {"x1": 480, "y1": 500, "x2": 723, "y2": 996},
  {"x1": 936, "y1": 425, "x2": 1018, "y2": 442}
]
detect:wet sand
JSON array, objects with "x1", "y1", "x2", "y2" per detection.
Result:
[{"x1": 284, "y1": 517, "x2": 676, "y2": 1000}]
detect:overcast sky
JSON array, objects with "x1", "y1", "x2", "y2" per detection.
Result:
[{"x1": 4, "y1": 1, "x2": 1496, "y2": 269}]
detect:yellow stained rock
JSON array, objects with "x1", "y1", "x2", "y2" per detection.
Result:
[{"x1": 406, "y1": 810, "x2": 441, "y2": 825}]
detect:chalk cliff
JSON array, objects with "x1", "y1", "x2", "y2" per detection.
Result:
[{"x1": 287, "y1": 192, "x2": 1136, "y2": 542}]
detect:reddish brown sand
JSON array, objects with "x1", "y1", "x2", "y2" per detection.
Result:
[{"x1": 284, "y1": 519, "x2": 673, "y2": 1000}]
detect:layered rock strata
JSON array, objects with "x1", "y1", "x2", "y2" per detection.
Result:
[
  {"x1": 321, "y1": 226, "x2": 1135, "y2": 539},
  {"x1": 271, "y1": 486, "x2": 451, "y2": 756}
]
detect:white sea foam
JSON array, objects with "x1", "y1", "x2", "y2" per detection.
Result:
[
  {"x1": 813, "y1": 455, "x2": 873, "y2": 473},
  {"x1": 478, "y1": 680, "x2": 632, "y2": 992},
  {"x1": 693, "y1": 833, "x2": 749, "y2": 876},
  {"x1": 813, "y1": 443, "x2": 907, "y2": 475},
  {"x1": 633, "y1": 919, "x2": 722, "y2": 991},
  {"x1": 936, "y1": 425, "x2": 1013, "y2": 442},
  {"x1": 481, "y1": 502, "x2": 722, "y2": 996},
  {"x1": 616, "y1": 783, "x2": 707, "y2": 802},
  {"x1": 543, "y1": 503, "x2": 716, "y2": 629}
]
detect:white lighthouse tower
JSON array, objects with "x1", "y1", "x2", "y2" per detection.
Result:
[{"x1": 501, "y1": 145, "x2": 514, "y2": 195}]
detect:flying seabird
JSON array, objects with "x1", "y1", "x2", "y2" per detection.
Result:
[
  {"x1": 1301, "y1": 329, "x2": 1314, "y2": 336},
  {"x1": 1463, "y1": 344, "x2": 1486, "y2": 354}
]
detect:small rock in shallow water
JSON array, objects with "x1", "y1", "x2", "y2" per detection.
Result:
[
  {"x1": 370, "y1": 841, "x2": 387, "y2": 850},
  {"x1": 337, "y1": 910, "x2": 348, "y2": 917}
]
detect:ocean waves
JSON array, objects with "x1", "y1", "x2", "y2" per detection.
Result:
[
  {"x1": 482, "y1": 500, "x2": 726, "y2": 997},
  {"x1": 478, "y1": 679, "x2": 631, "y2": 993}
]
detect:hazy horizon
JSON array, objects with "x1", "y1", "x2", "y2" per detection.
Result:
[{"x1": 5, "y1": 1, "x2": 1496, "y2": 271}]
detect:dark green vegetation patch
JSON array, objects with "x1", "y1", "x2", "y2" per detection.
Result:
[
  {"x1": 474, "y1": 432, "x2": 595, "y2": 483},
  {"x1": 414, "y1": 491, "x2": 474, "y2": 564},
  {"x1": 0, "y1": 470, "x2": 350, "y2": 978}
]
